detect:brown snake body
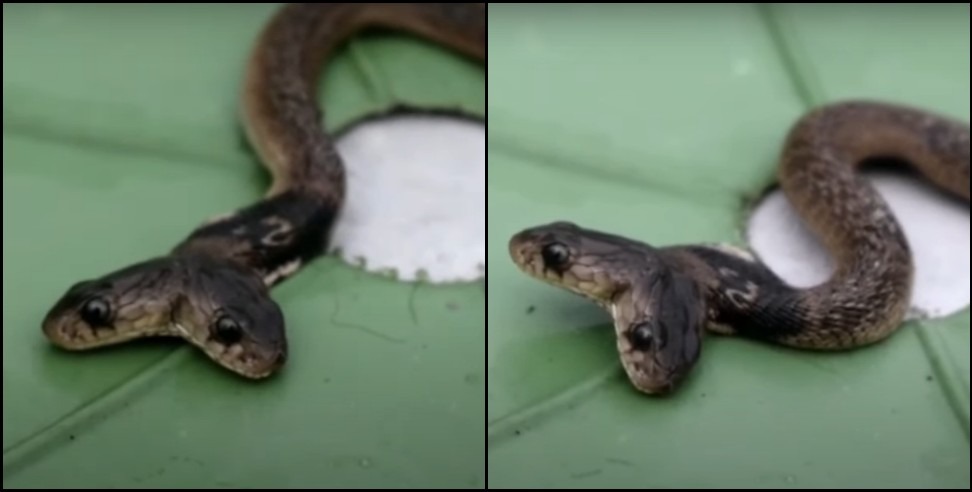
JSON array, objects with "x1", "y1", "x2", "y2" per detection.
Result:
[
  {"x1": 509, "y1": 101, "x2": 969, "y2": 395},
  {"x1": 41, "y1": 3, "x2": 485, "y2": 378}
]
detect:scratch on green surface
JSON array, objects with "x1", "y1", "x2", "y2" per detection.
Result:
[
  {"x1": 487, "y1": 364, "x2": 618, "y2": 449},
  {"x1": 2, "y1": 348, "x2": 193, "y2": 478},
  {"x1": 915, "y1": 321, "x2": 972, "y2": 441},
  {"x1": 329, "y1": 294, "x2": 408, "y2": 344}
]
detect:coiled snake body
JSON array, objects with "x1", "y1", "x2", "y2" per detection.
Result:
[
  {"x1": 41, "y1": 3, "x2": 485, "y2": 378},
  {"x1": 509, "y1": 101, "x2": 969, "y2": 395}
]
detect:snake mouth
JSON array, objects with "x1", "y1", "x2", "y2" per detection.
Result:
[
  {"x1": 202, "y1": 348, "x2": 285, "y2": 380},
  {"x1": 43, "y1": 320, "x2": 284, "y2": 379},
  {"x1": 186, "y1": 331, "x2": 286, "y2": 380},
  {"x1": 617, "y1": 338, "x2": 693, "y2": 397},
  {"x1": 620, "y1": 361, "x2": 683, "y2": 396},
  {"x1": 507, "y1": 234, "x2": 542, "y2": 277},
  {"x1": 42, "y1": 320, "x2": 177, "y2": 351},
  {"x1": 507, "y1": 234, "x2": 526, "y2": 263}
]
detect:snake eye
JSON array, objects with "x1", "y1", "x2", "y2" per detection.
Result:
[
  {"x1": 212, "y1": 315, "x2": 244, "y2": 345},
  {"x1": 80, "y1": 298, "x2": 112, "y2": 327},
  {"x1": 541, "y1": 242, "x2": 571, "y2": 270},
  {"x1": 629, "y1": 323, "x2": 659, "y2": 351}
]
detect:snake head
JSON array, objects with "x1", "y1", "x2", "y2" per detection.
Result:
[
  {"x1": 171, "y1": 255, "x2": 288, "y2": 380},
  {"x1": 615, "y1": 267, "x2": 706, "y2": 396},
  {"x1": 507, "y1": 221, "x2": 645, "y2": 305},
  {"x1": 42, "y1": 257, "x2": 183, "y2": 350},
  {"x1": 41, "y1": 255, "x2": 288, "y2": 380},
  {"x1": 508, "y1": 221, "x2": 706, "y2": 395}
]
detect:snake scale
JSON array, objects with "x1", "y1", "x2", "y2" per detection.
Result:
[
  {"x1": 41, "y1": 3, "x2": 485, "y2": 379},
  {"x1": 509, "y1": 100, "x2": 969, "y2": 395}
]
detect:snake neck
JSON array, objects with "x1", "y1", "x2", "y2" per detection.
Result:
[
  {"x1": 172, "y1": 188, "x2": 339, "y2": 287},
  {"x1": 240, "y1": 3, "x2": 486, "y2": 201},
  {"x1": 672, "y1": 244, "x2": 912, "y2": 351},
  {"x1": 671, "y1": 246, "x2": 800, "y2": 338},
  {"x1": 190, "y1": 3, "x2": 484, "y2": 287}
]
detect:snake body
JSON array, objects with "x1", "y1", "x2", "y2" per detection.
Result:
[
  {"x1": 509, "y1": 101, "x2": 969, "y2": 395},
  {"x1": 41, "y1": 3, "x2": 485, "y2": 379}
]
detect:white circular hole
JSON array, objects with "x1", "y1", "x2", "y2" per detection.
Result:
[
  {"x1": 329, "y1": 111, "x2": 485, "y2": 283},
  {"x1": 746, "y1": 169, "x2": 970, "y2": 320}
]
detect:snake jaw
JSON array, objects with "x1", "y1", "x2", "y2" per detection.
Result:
[
  {"x1": 43, "y1": 321, "x2": 178, "y2": 351},
  {"x1": 189, "y1": 334, "x2": 286, "y2": 380},
  {"x1": 44, "y1": 303, "x2": 180, "y2": 350},
  {"x1": 204, "y1": 339, "x2": 287, "y2": 380}
]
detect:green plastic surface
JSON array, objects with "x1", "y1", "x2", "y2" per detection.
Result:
[
  {"x1": 3, "y1": 3, "x2": 483, "y2": 488},
  {"x1": 487, "y1": 3, "x2": 969, "y2": 489},
  {"x1": 4, "y1": 3, "x2": 971, "y2": 489}
]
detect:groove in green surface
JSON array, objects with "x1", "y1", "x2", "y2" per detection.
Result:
[
  {"x1": 487, "y1": 364, "x2": 618, "y2": 449},
  {"x1": 2, "y1": 348, "x2": 193, "y2": 477},
  {"x1": 2, "y1": 87, "x2": 251, "y2": 171},
  {"x1": 346, "y1": 39, "x2": 393, "y2": 104},
  {"x1": 915, "y1": 321, "x2": 972, "y2": 441},
  {"x1": 757, "y1": 3, "x2": 827, "y2": 106}
]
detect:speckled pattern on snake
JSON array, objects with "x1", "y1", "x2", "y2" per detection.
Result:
[
  {"x1": 41, "y1": 3, "x2": 485, "y2": 379},
  {"x1": 509, "y1": 101, "x2": 969, "y2": 395}
]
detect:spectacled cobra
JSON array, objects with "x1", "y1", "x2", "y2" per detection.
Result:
[
  {"x1": 508, "y1": 100, "x2": 969, "y2": 395},
  {"x1": 40, "y1": 3, "x2": 486, "y2": 379}
]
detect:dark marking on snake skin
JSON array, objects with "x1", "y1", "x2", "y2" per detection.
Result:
[
  {"x1": 683, "y1": 246, "x2": 807, "y2": 342},
  {"x1": 175, "y1": 190, "x2": 337, "y2": 286},
  {"x1": 644, "y1": 265, "x2": 705, "y2": 368}
]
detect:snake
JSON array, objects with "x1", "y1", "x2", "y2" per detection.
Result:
[
  {"x1": 40, "y1": 3, "x2": 485, "y2": 379},
  {"x1": 508, "y1": 100, "x2": 969, "y2": 396}
]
